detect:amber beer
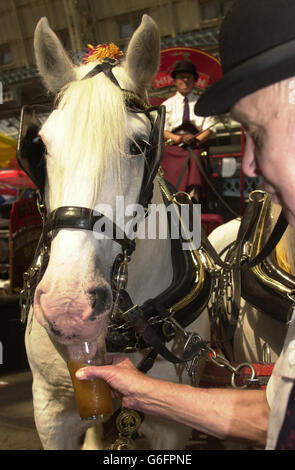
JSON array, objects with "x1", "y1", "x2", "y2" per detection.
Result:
[{"x1": 67, "y1": 359, "x2": 113, "y2": 419}]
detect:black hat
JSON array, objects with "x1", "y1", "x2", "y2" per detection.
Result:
[
  {"x1": 195, "y1": 0, "x2": 295, "y2": 116},
  {"x1": 171, "y1": 61, "x2": 198, "y2": 81}
]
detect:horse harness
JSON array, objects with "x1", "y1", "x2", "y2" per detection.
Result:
[
  {"x1": 210, "y1": 190, "x2": 294, "y2": 344},
  {"x1": 17, "y1": 59, "x2": 291, "y2": 402}
]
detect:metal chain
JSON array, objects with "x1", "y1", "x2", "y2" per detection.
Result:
[
  {"x1": 225, "y1": 269, "x2": 233, "y2": 319},
  {"x1": 206, "y1": 346, "x2": 237, "y2": 376},
  {"x1": 210, "y1": 269, "x2": 221, "y2": 314},
  {"x1": 20, "y1": 191, "x2": 48, "y2": 324},
  {"x1": 209, "y1": 267, "x2": 230, "y2": 326},
  {"x1": 110, "y1": 250, "x2": 131, "y2": 321},
  {"x1": 187, "y1": 343, "x2": 256, "y2": 389},
  {"x1": 19, "y1": 244, "x2": 49, "y2": 323}
]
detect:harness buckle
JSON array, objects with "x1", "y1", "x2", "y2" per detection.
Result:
[
  {"x1": 121, "y1": 304, "x2": 144, "y2": 325},
  {"x1": 36, "y1": 190, "x2": 46, "y2": 221},
  {"x1": 183, "y1": 333, "x2": 206, "y2": 361},
  {"x1": 171, "y1": 191, "x2": 191, "y2": 206}
]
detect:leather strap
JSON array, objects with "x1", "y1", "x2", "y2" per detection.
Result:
[
  {"x1": 222, "y1": 198, "x2": 262, "y2": 343},
  {"x1": 175, "y1": 153, "x2": 190, "y2": 190},
  {"x1": 83, "y1": 59, "x2": 121, "y2": 86},
  {"x1": 137, "y1": 105, "x2": 166, "y2": 209},
  {"x1": 45, "y1": 206, "x2": 136, "y2": 255},
  {"x1": 121, "y1": 296, "x2": 207, "y2": 364},
  {"x1": 244, "y1": 210, "x2": 288, "y2": 269}
]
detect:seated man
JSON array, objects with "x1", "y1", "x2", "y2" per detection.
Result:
[{"x1": 162, "y1": 60, "x2": 216, "y2": 201}]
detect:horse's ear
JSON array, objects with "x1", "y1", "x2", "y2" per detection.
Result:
[
  {"x1": 125, "y1": 15, "x2": 160, "y2": 92},
  {"x1": 34, "y1": 17, "x2": 76, "y2": 93}
]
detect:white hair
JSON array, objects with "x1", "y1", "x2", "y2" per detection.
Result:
[{"x1": 46, "y1": 62, "x2": 137, "y2": 210}]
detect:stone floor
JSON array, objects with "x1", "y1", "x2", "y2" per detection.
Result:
[
  {"x1": 0, "y1": 368, "x2": 253, "y2": 451},
  {"x1": 0, "y1": 369, "x2": 42, "y2": 450}
]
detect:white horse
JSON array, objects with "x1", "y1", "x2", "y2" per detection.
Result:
[
  {"x1": 207, "y1": 198, "x2": 291, "y2": 366},
  {"x1": 24, "y1": 16, "x2": 210, "y2": 450}
]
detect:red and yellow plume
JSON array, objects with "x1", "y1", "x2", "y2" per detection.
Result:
[{"x1": 83, "y1": 43, "x2": 123, "y2": 64}]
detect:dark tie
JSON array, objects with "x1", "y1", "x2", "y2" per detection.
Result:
[
  {"x1": 182, "y1": 96, "x2": 189, "y2": 124},
  {"x1": 275, "y1": 381, "x2": 295, "y2": 449}
]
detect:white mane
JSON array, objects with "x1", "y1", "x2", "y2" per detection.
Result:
[{"x1": 46, "y1": 62, "x2": 138, "y2": 210}]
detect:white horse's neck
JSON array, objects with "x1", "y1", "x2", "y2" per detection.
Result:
[{"x1": 127, "y1": 176, "x2": 173, "y2": 305}]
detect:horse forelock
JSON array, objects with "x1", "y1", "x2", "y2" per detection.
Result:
[{"x1": 46, "y1": 62, "x2": 137, "y2": 211}]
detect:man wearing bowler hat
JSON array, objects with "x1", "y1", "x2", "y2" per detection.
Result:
[
  {"x1": 163, "y1": 60, "x2": 215, "y2": 147},
  {"x1": 161, "y1": 60, "x2": 216, "y2": 201},
  {"x1": 76, "y1": 0, "x2": 295, "y2": 450}
]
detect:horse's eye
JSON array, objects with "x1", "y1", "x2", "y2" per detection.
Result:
[{"x1": 129, "y1": 139, "x2": 149, "y2": 155}]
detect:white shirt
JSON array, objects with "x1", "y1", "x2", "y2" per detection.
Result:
[
  {"x1": 266, "y1": 308, "x2": 295, "y2": 449},
  {"x1": 162, "y1": 91, "x2": 216, "y2": 134}
]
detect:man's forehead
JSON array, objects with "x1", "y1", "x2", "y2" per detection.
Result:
[{"x1": 231, "y1": 91, "x2": 269, "y2": 126}]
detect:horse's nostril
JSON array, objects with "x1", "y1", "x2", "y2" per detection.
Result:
[{"x1": 88, "y1": 287, "x2": 112, "y2": 317}]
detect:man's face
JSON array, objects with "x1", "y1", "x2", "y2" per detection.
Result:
[
  {"x1": 174, "y1": 72, "x2": 195, "y2": 96},
  {"x1": 232, "y1": 84, "x2": 295, "y2": 226}
]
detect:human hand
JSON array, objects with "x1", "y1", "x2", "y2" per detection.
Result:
[
  {"x1": 75, "y1": 355, "x2": 153, "y2": 411},
  {"x1": 181, "y1": 134, "x2": 196, "y2": 145},
  {"x1": 173, "y1": 134, "x2": 183, "y2": 145}
]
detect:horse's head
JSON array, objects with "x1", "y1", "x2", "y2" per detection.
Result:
[{"x1": 31, "y1": 15, "x2": 161, "y2": 345}]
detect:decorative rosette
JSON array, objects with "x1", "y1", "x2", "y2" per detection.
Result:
[{"x1": 83, "y1": 43, "x2": 124, "y2": 64}]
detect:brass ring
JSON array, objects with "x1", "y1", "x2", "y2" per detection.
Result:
[
  {"x1": 248, "y1": 190, "x2": 266, "y2": 204},
  {"x1": 171, "y1": 191, "x2": 192, "y2": 206},
  {"x1": 287, "y1": 290, "x2": 295, "y2": 303}
]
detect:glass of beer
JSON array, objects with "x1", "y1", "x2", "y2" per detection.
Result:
[{"x1": 67, "y1": 341, "x2": 113, "y2": 420}]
